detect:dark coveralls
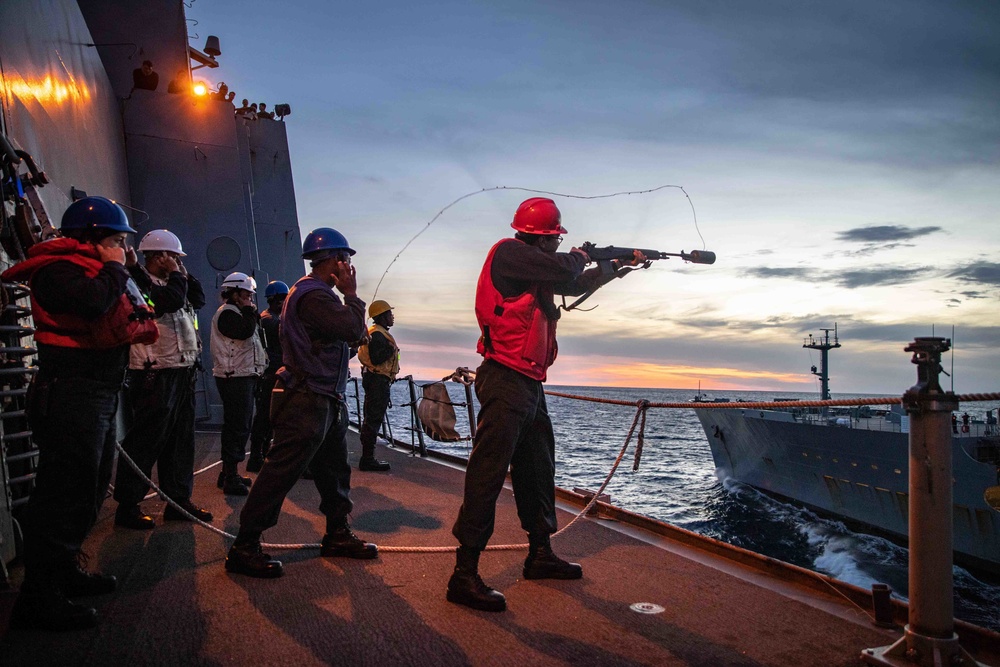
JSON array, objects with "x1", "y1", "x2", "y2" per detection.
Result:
[
  {"x1": 249, "y1": 306, "x2": 282, "y2": 460},
  {"x1": 453, "y1": 240, "x2": 611, "y2": 551},
  {"x1": 238, "y1": 278, "x2": 366, "y2": 537},
  {"x1": 215, "y1": 304, "x2": 261, "y2": 465},
  {"x1": 19, "y1": 261, "x2": 133, "y2": 574},
  {"x1": 113, "y1": 268, "x2": 205, "y2": 508},
  {"x1": 359, "y1": 330, "x2": 395, "y2": 452}
]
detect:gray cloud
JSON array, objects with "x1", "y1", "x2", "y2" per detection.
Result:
[
  {"x1": 947, "y1": 261, "x2": 1000, "y2": 287},
  {"x1": 743, "y1": 267, "x2": 816, "y2": 280},
  {"x1": 836, "y1": 225, "x2": 942, "y2": 243},
  {"x1": 834, "y1": 266, "x2": 933, "y2": 288},
  {"x1": 743, "y1": 264, "x2": 934, "y2": 288}
]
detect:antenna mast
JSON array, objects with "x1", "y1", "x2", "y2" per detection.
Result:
[{"x1": 804, "y1": 324, "x2": 841, "y2": 413}]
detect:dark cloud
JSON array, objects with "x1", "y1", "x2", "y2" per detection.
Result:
[
  {"x1": 743, "y1": 264, "x2": 934, "y2": 288},
  {"x1": 947, "y1": 261, "x2": 1000, "y2": 287},
  {"x1": 836, "y1": 225, "x2": 942, "y2": 243},
  {"x1": 743, "y1": 267, "x2": 816, "y2": 280},
  {"x1": 834, "y1": 266, "x2": 933, "y2": 288}
]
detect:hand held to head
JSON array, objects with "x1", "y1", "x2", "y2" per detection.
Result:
[
  {"x1": 96, "y1": 244, "x2": 126, "y2": 265},
  {"x1": 331, "y1": 262, "x2": 357, "y2": 297},
  {"x1": 125, "y1": 247, "x2": 138, "y2": 267}
]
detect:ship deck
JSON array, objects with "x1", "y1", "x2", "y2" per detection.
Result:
[{"x1": 2, "y1": 430, "x2": 999, "y2": 667}]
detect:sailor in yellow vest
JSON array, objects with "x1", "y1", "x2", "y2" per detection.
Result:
[{"x1": 356, "y1": 300, "x2": 399, "y2": 471}]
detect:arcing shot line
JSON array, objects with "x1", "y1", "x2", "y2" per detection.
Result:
[{"x1": 371, "y1": 183, "x2": 705, "y2": 303}]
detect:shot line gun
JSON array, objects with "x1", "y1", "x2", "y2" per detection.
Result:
[
  {"x1": 560, "y1": 242, "x2": 717, "y2": 311},
  {"x1": 579, "y1": 242, "x2": 716, "y2": 275}
]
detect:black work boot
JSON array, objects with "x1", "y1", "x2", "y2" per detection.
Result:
[
  {"x1": 321, "y1": 520, "x2": 378, "y2": 559},
  {"x1": 245, "y1": 454, "x2": 265, "y2": 473},
  {"x1": 358, "y1": 456, "x2": 390, "y2": 472},
  {"x1": 163, "y1": 499, "x2": 214, "y2": 523},
  {"x1": 219, "y1": 463, "x2": 251, "y2": 495},
  {"x1": 114, "y1": 504, "x2": 155, "y2": 530},
  {"x1": 55, "y1": 552, "x2": 117, "y2": 598},
  {"x1": 523, "y1": 535, "x2": 583, "y2": 580},
  {"x1": 225, "y1": 536, "x2": 283, "y2": 578},
  {"x1": 10, "y1": 578, "x2": 98, "y2": 631},
  {"x1": 446, "y1": 546, "x2": 506, "y2": 612}
]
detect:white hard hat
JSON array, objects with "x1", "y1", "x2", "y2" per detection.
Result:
[
  {"x1": 138, "y1": 229, "x2": 186, "y2": 256},
  {"x1": 221, "y1": 271, "x2": 257, "y2": 293}
]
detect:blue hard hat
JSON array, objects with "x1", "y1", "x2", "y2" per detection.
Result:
[
  {"x1": 301, "y1": 227, "x2": 355, "y2": 259},
  {"x1": 264, "y1": 280, "x2": 290, "y2": 298},
  {"x1": 60, "y1": 196, "x2": 137, "y2": 234}
]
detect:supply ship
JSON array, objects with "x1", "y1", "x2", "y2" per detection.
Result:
[
  {"x1": 693, "y1": 327, "x2": 1000, "y2": 575},
  {"x1": 3, "y1": 2, "x2": 1000, "y2": 665}
]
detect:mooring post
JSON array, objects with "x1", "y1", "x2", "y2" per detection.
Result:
[{"x1": 863, "y1": 337, "x2": 983, "y2": 667}]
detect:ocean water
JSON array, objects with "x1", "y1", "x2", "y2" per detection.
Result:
[{"x1": 348, "y1": 378, "x2": 1000, "y2": 632}]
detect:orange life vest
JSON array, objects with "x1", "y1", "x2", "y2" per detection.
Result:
[
  {"x1": 2, "y1": 237, "x2": 158, "y2": 349},
  {"x1": 474, "y1": 239, "x2": 557, "y2": 381}
]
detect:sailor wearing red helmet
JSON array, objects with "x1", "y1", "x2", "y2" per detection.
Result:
[{"x1": 448, "y1": 197, "x2": 645, "y2": 612}]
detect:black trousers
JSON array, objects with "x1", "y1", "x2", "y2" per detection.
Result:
[
  {"x1": 238, "y1": 379, "x2": 353, "y2": 537},
  {"x1": 249, "y1": 372, "x2": 278, "y2": 458},
  {"x1": 359, "y1": 371, "x2": 391, "y2": 451},
  {"x1": 215, "y1": 375, "x2": 257, "y2": 464},
  {"x1": 452, "y1": 359, "x2": 557, "y2": 551},
  {"x1": 23, "y1": 374, "x2": 120, "y2": 573},
  {"x1": 114, "y1": 367, "x2": 196, "y2": 506}
]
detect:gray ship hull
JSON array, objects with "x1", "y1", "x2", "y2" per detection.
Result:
[{"x1": 694, "y1": 407, "x2": 1000, "y2": 574}]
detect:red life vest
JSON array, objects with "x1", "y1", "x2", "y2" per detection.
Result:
[
  {"x1": 475, "y1": 239, "x2": 557, "y2": 381},
  {"x1": 1, "y1": 237, "x2": 159, "y2": 349}
]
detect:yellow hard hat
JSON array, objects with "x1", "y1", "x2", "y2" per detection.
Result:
[{"x1": 369, "y1": 300, "x2": 393, "y2": 318}]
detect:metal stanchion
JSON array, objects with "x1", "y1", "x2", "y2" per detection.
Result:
[
  {"x1": 463, "y1": 381, "x2": 476, "y2": 440},
  {"x1": 350, "y1": 376, "x2": 362, "y2": 426},
  {"x1": 405, "y1": 375, "x2": 426, "y2": 457},
  {"x1": 863, "y1": 337, "x2": 983, "y2": 667}
]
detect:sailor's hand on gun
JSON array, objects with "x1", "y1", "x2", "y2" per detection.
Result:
[
  {"x1": 622, "y1": 249, "x2": 647, "y2": 268},
  {"x1": 331, "y1": 260, "x2": 357, "y2": 297},
  {"x1": 570, "y1": 247, "x2": 591, "y2": 264}
]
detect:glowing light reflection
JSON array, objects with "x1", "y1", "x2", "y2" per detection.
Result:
[{"x1": 6, "y1": 75, "x2": 91, "y2": 104}]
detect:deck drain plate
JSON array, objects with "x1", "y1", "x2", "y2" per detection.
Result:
[{"x1": 629, "y1": 602, "x2": 664, "y2": 614}]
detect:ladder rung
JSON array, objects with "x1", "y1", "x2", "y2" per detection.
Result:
[
  {"x1": 2, "y1": 430, "x2": 33, "y2": 442},
  {"x1": 0, "y1": 347, "x2": 36, "y2": 355},
  {"x1": 8, "y1": 472, "x2": 37, "y2": 485},
  {"x1": 5, "y1": 449, "x2": 38, "y2": 463},
  {"x1": 0, "y1": 388, "x2": 28, "y2": 398}
]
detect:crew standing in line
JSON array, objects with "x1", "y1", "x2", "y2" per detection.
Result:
[
  {"x1": 448, "y1": 198, "x2": 645, "y2": 612},
  {"x1": 247, "y1": 280, "x2": 288, "y2": 472},
  {"x1": 225, "y1": 228, "x2": 378, "y2": 578},
  {"x1": 113, "y1": 229, "x2": 214, "y2": 529},
  {"x1": 210, "y1": 272, "x2": 267, "y2": 495},
  {"x1": 2, "y1": 197, "x2": 158, "y2": 630},
  {"x1": 356, "y1": 300, "x2": 398, "y2": 472}
]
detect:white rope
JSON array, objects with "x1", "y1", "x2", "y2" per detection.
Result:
[{"x1": 110, "y1": 402, "x2": 645, "y2": 553}]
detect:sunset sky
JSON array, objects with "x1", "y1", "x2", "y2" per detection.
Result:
[{"x1": 189, "y1": 0, "x2": 999, "y2": 394}]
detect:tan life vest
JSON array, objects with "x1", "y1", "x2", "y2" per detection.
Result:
[{"x1": 357, "y1": 324, "x2": 400, "y2": 380}]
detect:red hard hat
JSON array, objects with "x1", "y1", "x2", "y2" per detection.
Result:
[{"x1": 510, "y1": 197, "x2": 567, "y2": 235}]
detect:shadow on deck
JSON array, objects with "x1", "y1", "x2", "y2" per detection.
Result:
[{"x1": 1, "y1": 430, "x2": 998, "y2": 666}]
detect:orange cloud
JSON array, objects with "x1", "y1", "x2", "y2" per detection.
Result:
[{"x1": 549, "y1": 358, "x2": 811, "y2": 391}]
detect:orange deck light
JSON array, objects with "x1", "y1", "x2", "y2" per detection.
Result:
[{"x1": 192, "y1": 82, "x2": 208, "y2": 96}]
